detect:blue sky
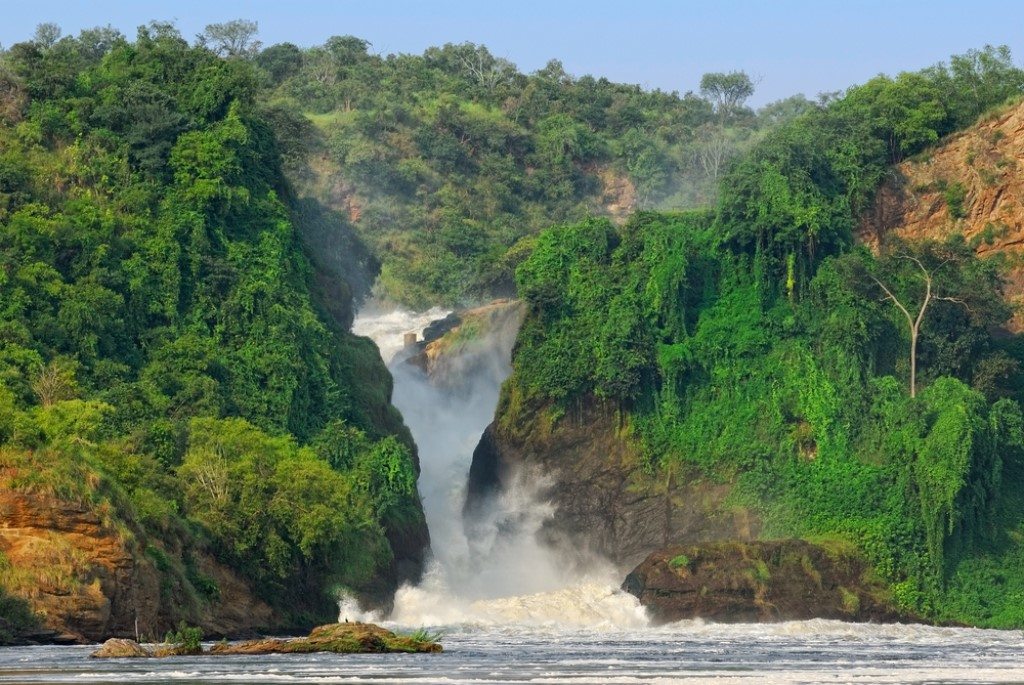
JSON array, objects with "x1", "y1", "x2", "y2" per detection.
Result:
[{"x1": 1, "y1": 0, "x2": 1021, "y2": 105}]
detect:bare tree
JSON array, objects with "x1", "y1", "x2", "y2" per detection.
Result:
[
  {"x1": 31, "y1": 360, "x2": 78, "y2": 407},
  {"x1": 870, "y1": 255, "x2": 966, "y2": 398},
  {"x1": 456, "y1": 44, "x2": 514, "y2": 91},
  {"x1": 695, "y1": 123, "x2": 730, "y2": 185},
  {"x1": 305, "y1": 49, "x2": 338, "y2": 88}
]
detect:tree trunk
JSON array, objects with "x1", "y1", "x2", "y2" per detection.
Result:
[{"x1": 910, "y1": 327, "x2": 918, "y2": 398}]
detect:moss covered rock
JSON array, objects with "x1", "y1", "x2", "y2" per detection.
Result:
[
  {"x1": 623, "y1": 539, "x2": 915, "y2": 624},
  {"x1": 91, "y1": 622, "x2": 441, "y2": 658},
  {"x1": 208, "y1": 622, "x2": 442, "y2": 655}
]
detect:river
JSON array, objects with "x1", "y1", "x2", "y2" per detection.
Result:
[{"x1": 2, "y1": 620, "x2": 1024, "y2": 683}]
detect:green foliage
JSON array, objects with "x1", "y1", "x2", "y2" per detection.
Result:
[
  {"x1": 510, "y1": 200, "x2": 1024, "y2": 626},
  {"x1": 0, "y1": 24, "x2": 423, "y2": 623},
  {"x1": 177, "y1": 416, "x2": 393, "y2": 598},
  {"x1": 944, "y1": 181, "x2": 968, "y2": 219},
  {"x1": 718, "y1": 45, "x2": 1024, "y2": 296},
  {"x1": 164, "y1": 621, "x2": 203, "y2": 653},
  {"x1": 404, "y1": 627, "x2": 445, "y2": 643},
  {"x1": 668, "y1": 554, "x2": 691, "y2": 570},
  {"x1": 261, "y1": 37, "x2": 800, "y2": 305}
]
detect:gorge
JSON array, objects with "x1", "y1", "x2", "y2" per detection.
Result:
[{"x1": 2, "y1": 16, "x2": 1024, "y2": 684}]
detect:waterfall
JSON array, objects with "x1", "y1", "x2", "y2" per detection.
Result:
[{"x1": 352, "y1": 303, "x2": 644, "y2": 628}]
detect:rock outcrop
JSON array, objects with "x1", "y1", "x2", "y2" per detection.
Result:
[
  {"x1": 859, "y1": 99, "x2": 1024, "y2": 329},
  {"x1": 89, "y1": 638, "x2": 153, "y2": 658},
  {"x1": 0, "y1": 480, "x2": 273, "y2": 643},
  {"x1": 623, "y1": 540, "x2": 910, "y2": 624},
  {"x1": 405, "y1": 299, "x2": 525, "y2": 391},
  {"x1": 90, "y1": 623, "x2": 442, "y2": 658},
  {"x1": 467, "y1": 397, "x2": 759, "y2": 572},
  {"x1": 597, "y1": 166, "x2": 639, "y2": 223},
  {"x1": 210, "y1": 622, "x2": 441, "y2": 655}
]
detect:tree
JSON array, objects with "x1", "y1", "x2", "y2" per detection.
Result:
[
  {"x1": 700, "y1": 71, "x2": 754, "y2": 123},
  {"x1": 32, "y1": 23, "x2": 61, "y2": 50},
  {"x1": 869, "y1": 254, "x2": 968, "y2": 398},
  {"x1": 31, "y1": 360, "x2": 78, "y2": 407},
  {"x1": 323, "y1": 35, "x2": 371, "y2": 66},
  {"x1": 76, "y1": 25, "x2": 124, "y2": 62},
  {"x1": 256, "y1": 43, "x2": 303, "y2": 84},
  {"x1": 694, "y1": 122, "x2": 731, "y2": 185},
  {"x1": 197, "y1": 20, "x2": 261, "y2": 59}
]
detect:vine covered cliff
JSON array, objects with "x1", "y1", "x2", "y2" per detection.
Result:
[
  {"x1": 474, "y1": 50, "x2": 1024, "y2": 628},
  {"x1": 0, "y1": 26, "x2": 425, "y2": 641}
]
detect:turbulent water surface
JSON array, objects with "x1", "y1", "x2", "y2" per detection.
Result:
[
  {"x1": 4, "y1": 308, "x2": 1024, "y2": 684},
  {"x1": 2, "y1": 620, "x2": 1024, "y2": 684}
]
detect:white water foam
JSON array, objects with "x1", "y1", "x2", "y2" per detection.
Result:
[
  {"x1": 351, "y1": 303, "x2": 640, "y2": 630},
  {"x1": 351, "y1": 305, "x2": 450, "y2": 364}
]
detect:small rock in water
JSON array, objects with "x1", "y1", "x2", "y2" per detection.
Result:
[{"x1": 89, "y1": 638, "x2": 152, "y2": 658}]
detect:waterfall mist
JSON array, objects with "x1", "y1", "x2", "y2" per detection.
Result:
[{"x1": 352, "y1": 303, "x2": 644, "y2": 628}]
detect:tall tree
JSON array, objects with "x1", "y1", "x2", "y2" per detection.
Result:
[
  {"x1": 197, "y1": 19, "x2": 261, "y2": 59},
  {"x1": 700, "y1": 71, "x2": 754, "y2": 123}
]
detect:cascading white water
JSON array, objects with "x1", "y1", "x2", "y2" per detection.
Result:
[{"x1": 351, "y1": 304, "x2": 643, "y2": 628}]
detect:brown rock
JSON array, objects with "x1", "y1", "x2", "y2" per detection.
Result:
[
  {"x1": 597, "y1": 166, "x2": 638, "y2": 222},
  {"x1": 622, "y1": 539, "x2": 913, "y2": 625},
  {"x1": 89, "y1": 638, "x2": 152, "y2": 658},
  {"x1": 0, "y1": 461, "x2": 275, "y2": 643},
  {"x1": 208, "y1": 623, "x2": 442, "y2": 655},
  {"x1": 467, "y1": 397, "x2": 759, "y2": 573}
]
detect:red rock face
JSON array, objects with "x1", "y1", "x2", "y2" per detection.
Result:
[
  {"x1": 859, "y1": 101, "x2": 1024, "y2": 330},
  {"x1": 0, "y1": 470, "x2": 274, "y2": 643},
  {"x1": 0, "y1": 488, "x2": 158, "y2": 642}
]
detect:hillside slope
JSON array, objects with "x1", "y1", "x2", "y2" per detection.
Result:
[
  {"x1": 472, "y1": 51, "x2": 1024, "y2": 628},
  {"x1": 860, "y1": 99, "x2": 1024, "y2": 328},
  {"x1": 0, "y1": 26, "x2": 426, "y2": 642},
  {"x1": 263, "y1": 39, "x2": 784, "y2": 307}
]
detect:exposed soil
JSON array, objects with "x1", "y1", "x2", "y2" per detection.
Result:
[{"x1": 859, "y1": 100, "x2": 1024, "y2": 329}]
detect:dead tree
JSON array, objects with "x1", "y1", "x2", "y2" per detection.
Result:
[{"x1": 871, "y1": 255, "x2": 965, "y2": 398}]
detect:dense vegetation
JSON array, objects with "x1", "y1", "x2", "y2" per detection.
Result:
[
  {"x1": 508, "y1": 47, "x2": 1024, "y2": 627},
  {"x1": 3, "y1": 15, "x2": 1024, "y2": 635},
  {"x1": 0, "y1": 23, "x2": 424, "y2": 629},
  {"x1": 257, "y1": 29, "x2": 810, "y2": 307}
]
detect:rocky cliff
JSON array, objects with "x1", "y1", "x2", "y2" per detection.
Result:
[
  {"x1": 466, "y1": 396, "x2": 759, "y2": 572},
  {"x1": 0, "y1": 464, "x2": 273, "y2": 644},
  {"x1": 859, "y1": 99, "x2": 1024, "y2": 328},
  {"x1": 622, "y1": 540, "x2": 910, "y2": 624}
]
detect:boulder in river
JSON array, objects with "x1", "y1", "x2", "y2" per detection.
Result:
[
  {"x1": 90, "y1": 622, "x2": 441, "y2": 658},
  {"x1": 89, "y1": 639, "x2": 152, "y2": 658},
  {"x1": 623, "y1": 539, "x2": 914, "y2": 624},
  {"x1": 209, "y1": 622, "x2": 442, "y2": 654}
]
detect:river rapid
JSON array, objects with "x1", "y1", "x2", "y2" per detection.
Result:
[
  {"x1": 2, "y1": 620, "x2": 1024, "y2": 684},
  {"x1": 3, "y1": 307, "x2": 1024, "y2": 684}
]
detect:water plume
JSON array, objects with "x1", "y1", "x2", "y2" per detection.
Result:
[{"x1": 352, "y1": 302, "x2": 640, "y2": 628}]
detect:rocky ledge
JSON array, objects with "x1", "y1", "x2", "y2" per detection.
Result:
[
  {"x1": 90, "y1": 622, "x2": 442, "y2": 658},
  {"x1": 623, "y1": 539, "x2": 914, "y2": 625}
]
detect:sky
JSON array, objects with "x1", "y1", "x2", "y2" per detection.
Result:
[{"x1": 1, "y1": 0, "x2": 1021, "y2": 106}]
